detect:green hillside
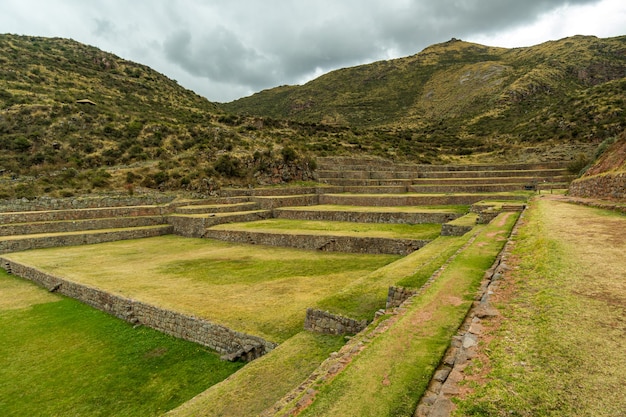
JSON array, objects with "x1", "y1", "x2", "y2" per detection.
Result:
[
  {"x1": 0, "y1": 35, "x2": 323, "y2": 198},
  {"x1": 224, "y1": 35, "x2": 625, "y2": 147}
]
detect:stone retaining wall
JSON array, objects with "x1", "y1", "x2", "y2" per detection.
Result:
[
  {"x1": 0, "y1": 205, "x2": 166, "y2": 224},
  {"x1": 568, "y1": 172, "x2": 626, "y2": 200},
  {"x1": 304, "y1": 308, "x2": 367, "y2": 335},
  {"x1": 477, "y1": 211, "x2": 500, "y2": 224},
  {"x1": 409, "y1": 184, "x2": 528, "y2": 193},
  {"x1": 0, "y1": 225, "x2": 173, "y2": 254},
  {"x1": 251, "y1": 195, "x2": 319, "y2": 209},
  {"x1": 386, "y1": 286, "x2": 418, "y2": 309},
  {"x1": 440, "y1": 224, "x2": 473, "y2": 236},
  {"x1": 273, "y1": 209, "x2": 460, "y2": 224},
  {"x1": 169, "y1": 211, "x2": 272, "y2": 238},
  {"x1": 319, "y1": 194, "x2": 524, "y2": 207},
  {"x1": 203, "y1": 230, "x2": 429, "y2": 255},
  {"x1": 0, "y1": 195, "x2": 174, "y2": 213},
  {"x1": 0, "y1": 216, "x2": 166, "y2": 236},
  {"x1": 0, "y1": 259, "x2": 276, "y2": 361}
]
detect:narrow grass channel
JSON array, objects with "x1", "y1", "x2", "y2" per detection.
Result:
[{"x1": 293, "y1": 213, "x2": 519, "y2": 417}]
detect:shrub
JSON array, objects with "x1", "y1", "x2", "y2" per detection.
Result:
[{"x1": 214, "y1": 154, "x2": 243, "y2": 177}]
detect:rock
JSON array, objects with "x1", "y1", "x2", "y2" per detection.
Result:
[
  {"x1": 462, "y1": 333, "x2": 478, "y2": 349},
  {"x1": 433, "y1": 367, "x2": 451, "y2": 382}
]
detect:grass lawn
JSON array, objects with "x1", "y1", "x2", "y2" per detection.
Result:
[
  {"x1": 4, "y1": 236, "x2": 399, "y2": 342},
  {"x1": 453, "y1": 198, "x2": 626, "y2": 416},
  {"x1": 0, "y1": 270, "x2": 243, "y2": 417},
  {"x1": 209, "y1": 218, "x2": 442, "y2": 239}
]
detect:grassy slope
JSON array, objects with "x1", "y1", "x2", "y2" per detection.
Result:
[
  {"x1": 289, "y1": 213, "x2": 519, "y2": 417},
  {"x1": 0, "y1": 270, "x2": 243, "y2": 417},
  {"x1": 166, "y1": 331, "x2": 345, "y2": 417},
  {"x1": 454, "y1": 199, "x2": 626, "y2": 416},
  {"x1": 4, "y1": 236, "x2": 398, "y2": 342}
]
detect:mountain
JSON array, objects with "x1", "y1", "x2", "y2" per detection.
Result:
[
  {"x1": 1, "y1": 34, "x2": 625, "y2": 199},
  {"x1": 223, "y1": 35, "x2": 626, "y2": 148}
]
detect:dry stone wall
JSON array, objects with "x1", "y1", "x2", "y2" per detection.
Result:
[
  {"x1": 440, "y1": 224, "x2": 473, "y2": 236},
  {"x1": 0, "y1": 259, "x2": 276, "y2": 361},
  {"x1": 203, "y1": 230, "x2": 430, "y2": 255},
  {"x1": 304, "y1": 308, "x2": 367, "y2": 335},
  {"x1": 0, "y1": 226, "x2": 173, "y2": 254},
  {"x1": 0, "y1": 216, "x2": 165, "y2": 236},
  {"x1": 274, "y1": 209, "x2": 460, "y2": 224},
  {"x1": 0, "y1": 195, "x2": 173, "y2": 213},
  {"x1": 568, "y1": 172, "x2": 625, "y2": 200},
  {"x1": 0, "y1": 205, "x2": 166, "y2": 224},
  {"x1": 386, "y1": 286, "x2": 418, "y2": 309}
]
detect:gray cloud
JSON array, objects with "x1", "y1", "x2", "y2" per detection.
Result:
[{"x1": 0, "y1": 0, "x2": 621, "y2": 102}]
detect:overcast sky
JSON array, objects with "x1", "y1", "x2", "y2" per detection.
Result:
[{"x1": 1, "y1": 0, "x2": 624, "y2": 102}]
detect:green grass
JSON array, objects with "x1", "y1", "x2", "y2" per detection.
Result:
[
  {"x1": 316, "y1": 235, "x2": 471, "y2": 319},
  {"x1": 210, "y1": 219, "x2": 442, "y2": 239},
  {"x1": 453, "y1": 200, "x2": 626, "y2": 416},
  {"x1": 0, "y1": 270, "x2": 243, "y2": 417},
  {"x1": 291, "y1": 212, "x2": 520, "y2": 417},
  {"x1": 166, "y1": 331, "x2": 345, "y2": 417},
  {"x1": 5, "y1": 236, "x2": 399, "y2": 342}
]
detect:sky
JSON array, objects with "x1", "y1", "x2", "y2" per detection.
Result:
[{"x1": 0, "y1": 0, "x2": 624, "y2": 103}]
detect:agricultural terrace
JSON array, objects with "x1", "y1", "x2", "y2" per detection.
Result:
[{"x1": 4, "y1": 236, "x2": 400, "y2": 343}]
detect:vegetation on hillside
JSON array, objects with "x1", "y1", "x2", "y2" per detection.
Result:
[
  {"x1": 1, "y1": 34, "x2": 624, "y2": 199},
  {"x1": 225, "y1": 35, "x2": 625, "y2": 159}
]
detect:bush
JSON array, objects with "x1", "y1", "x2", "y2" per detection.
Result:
[
  {"x1": 567, "y1": 153, "x2": 590, "y2": 175},
  {"x1": 214, "y1": 154, "x2": 243, "y2": 177},
  {"x1": 281, "y1": 147, "x2": 297, "y2": 163}
]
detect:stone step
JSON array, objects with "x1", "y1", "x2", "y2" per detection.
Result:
[
  {"x1": 203, "y1": 228, "x2": 430, "y2": 255},
  {"x1": 0, "y1": 225, "x2": 173, "y2": 254},
  {"x1": 331, "y1": 186, "x2": 410, "y2": 194},
  {"x1": 168, "y1": 210, "x2": 273, "y2": 238},
  {"x1": 175, "y1": 202, "x2": 261, "y2": 215},
  {"x1": 0, "y1": 216, "x2": 166, "y2": 237},
  {"x1": 416, "y1": 168, "x2": 569, "y2": 179},
  {"x1": 409, "y1": 183, "x2": 532, "y2": 193},
  {"x1": 273, "y1": 207, "x2": 463, "y2": 224},
  {"x1": 317, "y1": 170, "x2": 418, "y2": 180},
  {"x1": 316, "y1": 157, "x2": 568, "y2": 172},
  {"x1": 251, "y1": 194, "x2": 320, "y2": 209},
  {"x1": 219, "y1": 186, "x2": 321, "y2": 197},
  {"x1": 411, "y1": 175, "x2": 575, "y2": 185},
  {"x1": 319, "y1": 178, "x2": 413, "y2": 187},
  {"x1": 0, "y1": 205, "x2": 165, "y2": 224},
  {"x1": 319, "y1": 193, "x2": 526, "y2": 207}
]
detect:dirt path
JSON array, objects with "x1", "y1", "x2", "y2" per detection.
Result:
[{"x1": 451, "y1": 197, "x2": 626, "y2": 416}]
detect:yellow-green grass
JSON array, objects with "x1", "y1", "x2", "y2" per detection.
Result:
[
  {"x1": 289, "y1": 212, "x2": 519, "y2": 417},
  {"x1": 0, "y1": 270, "x2": 243, "y2": 417},
  {"x1": 166, "y1": 331, "x2": 345, "y2": 417},
  {"x1": 4, "y1": 236, "x2": 399, "y2": 342},
  {"x1": 454, "y1": 199, "x2": 626, "y2": 416},
  {"x1": 317, "y1": 234, "x2": 473, "y2": 320},
  {"x1": 448, "y1": 213, "x2": 479, "y2": 226},
  {"x1": 209, "y1": 219, "x2": 442, "y2": 239},
  {"x1": 277, "y1": 204, "x2": 470, "y2": 213}
]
